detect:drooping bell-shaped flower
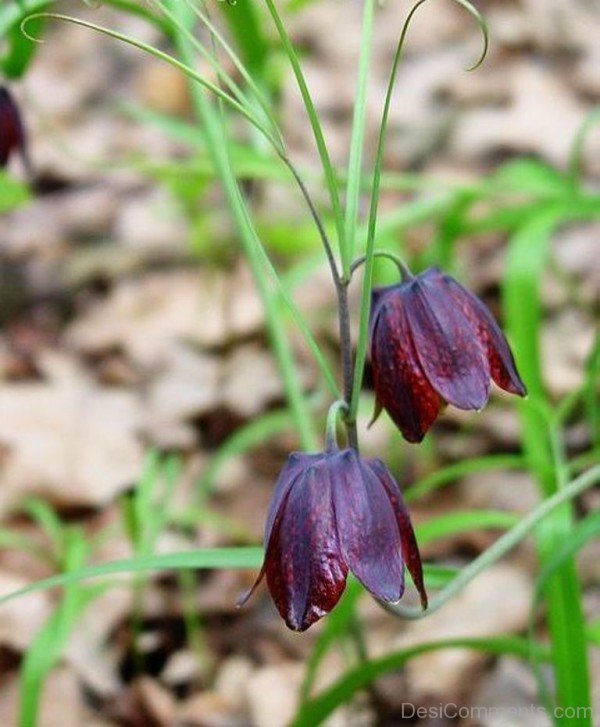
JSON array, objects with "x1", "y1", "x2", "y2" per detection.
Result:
[
  {"x1": 240, "y1": 448, "x2": 427, "y2": 631},
  {"x1": 0, "y1": 87, "x2": 27, "y2": 169},
  {"x1": 369, "y1": 266, "x2": 526, "y2": 443}
]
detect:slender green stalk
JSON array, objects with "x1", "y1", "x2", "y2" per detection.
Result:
[
  {"x1": 149, "y1": 0, "x2": 280, "y2": 143},
  {"x1": 178, "y1": 0, "x2": 285, "y2": 146},
  {"x1": 350, "y1": 250, "x2": 412, "y2": 279},
  {"x1": 325, "y1": 400, "x2": 349, "y2": 450},
  {"x1": 166, "y1": 1, "x2": 318, "y2": 450},
  {"x1": 505, "y1": 210, "x2": 592, "y2": 722},
  {"x1": 385, "y1": 465, "x2": 600, "y2": 620},
  {"x1": 262, "y1": 0, "x2": 345, "y2": 254},
  {"x1": 293, "y1": 637, "x2": 547, "y2": 726},
  {"x1": 348, "y1": 0, "x2": 421, "y2": 422},
  {"x1": 22, "y1": 13, "x2": 284, "y2": 154},
  {"x1": 342, "y1": 0, "x2": 375, "y2": 277},
  {"x1": 348, "y1": 0, "x2": 488, "y2": 422}
]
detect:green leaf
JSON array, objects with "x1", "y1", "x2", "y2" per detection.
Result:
[
  {"x1": 0, "y1": 172, "x2": 29, "y2": 214},
  {"x1": 0, "y1": 548, "x2": 265, "y2": 610},
  {"x1": 218, "y1": 0, "x2": 269, "y2": 81},
  {"x1": 406, "y1": 454, "x2": 525, "y2": 502},
  {"x1": 0, "y1": 0, "x2": 171, "y2": 78},
  {"x1": 195, "y1": 409, "x2": 293, "y2": 502},
  {"x1": 18, "y1": 528, "x2": 91, "y2": 727},
  {"x1": 416, "y1": 510, "x2": 519, "y2": 546},
  {"x1": 504, "y1": 203, "x2": 600, "y2": 722},
  {"x1": 293, "y1": 637, "x2": 549, "y2": 726},
  {"x1": 528, "y1": 509, "x2": 600, "y2": 712},
  {"x1": 300, "y1": 579, "x2": 363, "y2": 701},
  {"x1": 490, "y1": 158, "x2": 570, "y2": 197}
]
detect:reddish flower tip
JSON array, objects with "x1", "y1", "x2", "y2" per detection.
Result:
[
  {"x1": 369, "y1": 267, "x2": 526, "y2": 442},
  {"x1": 0, "y1": 87, "x2": 27, "y2": 170},
  {"x1": 243, "y1": 449, "x2": 426, "y2": 631}
]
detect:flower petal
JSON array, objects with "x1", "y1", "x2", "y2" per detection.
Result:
[
  {"x1": 332, "y1": 450, "x2": 405, "y2": 603},
  {"x1": 443, "y1": 277, "x2": 527, "y2": 397},
  {"x1": 264, "y1": 452, "x2": 321, "y2": 546},
  {"x1": 0, "y1": 87, "x2": 26, "y2": 168},
  {"x1": 371, "y1": 293, "x2": 441, "y2": 442},
  {"x1": 367, "y1": 458, "x2": 428, "y2": 609},
  {"x1": 404, "y1": 270, "x2": 491, "y2": 410},
  {"x1": 265, "y1": 461, "x2": 347, "y2": 631}
]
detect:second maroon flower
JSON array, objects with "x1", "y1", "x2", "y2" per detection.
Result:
[{"x1": 369, "y1": 267, "x2": 526, "y2": 443}]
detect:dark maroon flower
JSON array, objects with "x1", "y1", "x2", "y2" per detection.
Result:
[
  {"x1": 0, "y1": 87, "x2": 27, "y2": 169},
  {"x1": 369, "y1": 267, "x2": 526, "y2": 443},
  {"x1": 240, "y1": 448, "x2": 427, "y2": 631}
]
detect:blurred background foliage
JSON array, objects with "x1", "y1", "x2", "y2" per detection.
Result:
[{"x1": 0, "y1": 0, "x2": 598, "y2": 725}]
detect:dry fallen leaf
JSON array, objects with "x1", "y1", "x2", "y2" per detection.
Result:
[
  {"x1": 0, "y1": 668, "x2": 85, "y2": 727},
  {"x1": 0, "y1": 572, "x2": 52, "y2": 651},
  {"x1": 0, "y1": 352, "x2": 143, "y2": 510},
  {"x1": 450, "y1": 63, "x2": 592, "y2": 169},
  {"x1": 145, "y1": 344, "x2": 221, "y2": 449},
  {"x1": 67, "y1": 268, "x2": 264, "y2": 368}
]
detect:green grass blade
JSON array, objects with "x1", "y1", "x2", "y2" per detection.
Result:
[
  {"x1": 262, "y1": 0, "x2": 344, "y2": 254},
  {"x1": 342, "y1": 0, "x2": 374, "y2": 276},
  {"x1": 504, "y1": 206, "x2": 594, "y2": 722},
  {"x1": 0, "y1": 548, "x2": 265, "y2": 609},
  {"x1": 300, "y1": 579, "x2": 363, "y2": 701},
  {"x1": 0, "y1": 171, "x2": 30, "y2": 213},
  {"x1": 217, "y1": 0, "x2": 269, "y2": 80},
  {"x1": 387, "y1": 465, "x2": 600, "y2": 620},
  {"x1": 18, "y1": 529, "x2": 90, "y2": 727},
  {"x1": 416, "y1": 510, "x2": 519, "y2": 546},
  {"x1": 528, "y1": 509, "x2": 600, "y2": 715},
  {"x1": 292, "y1": 637, "x2": 548, "y2": 726},
  {"x1": 196, "y1": 409, "x2": 293, "y2": 500},
  {"x1": 405, "y1": 454, "x2": 525, "y2": 502},
  {"x1": 23, "y1": 13, "x2": 283, "y2": 153},
  {"x1": 165, "y1": 0, "x2": 319, "y2": 449}
]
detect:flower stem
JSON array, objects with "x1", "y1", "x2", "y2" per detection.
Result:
[
  {"x1": 325, "y1": 400, "x2": 349, "y2": 451},
  {"x1": 337, "y1": 281, "x2": 359, "y2": 450},
  {"x1": 350, "y1": 251, "x2": 413, "y2": 281}
]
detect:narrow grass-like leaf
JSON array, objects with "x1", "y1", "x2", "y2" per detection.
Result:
[
  {"x1": 18, "y1": 528, "x2": 90, "y2": 727},
  {"x1": 196, "y1": 409, "x2": 293, "y2": 501},
  {"x1": 349, "y1": 0, "x2": 488, "y2": 421},
  {"x1": 300, "y1": 579, "x2": 363, "y2": 701},
  {"x1": 0, "y1": 548, "x2": 265, "y2": 609},
  {"x1": 416, "y1": 510, "x2": 519, "y2": 546},
  {"x1": 0, "y1": 171, "x2": 30, "y2": 213},
  {"x1": 262, "y1": 0, "x2": 344, "y2": 255},
  {"x1": 161, "y1": 0, "x2": 320, "y2": 449},
  {"x1": 504, "y1": 206, "x2": 597, "y2": 722},
  {"x1": 342, "y1": 0, "x2": 374, "y2": 276},
  {"x1": 568, "y1": 106, "x2": 600, "y2": 190},
  {"x1": 217, "y1": 0, "x2": 268, "y2": 80},
  {"x1": 405, "y1": 454, "x2": 525, "y2": 502},
  {"x1": 22, "y1": 499, "x2": 65, "y2": 560},
  {"x1": 528, "y1": 508, "x2": 600, "y2": 713},
  {"x1": 386, "y1": 465, "x2": 600, "y2": 620},
  {"x1": 22, "y1": 13, "x2": 283, "y2": 153},
  {"x1": 292, "y1": 637, "x2": 548, "y2": 726}
]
